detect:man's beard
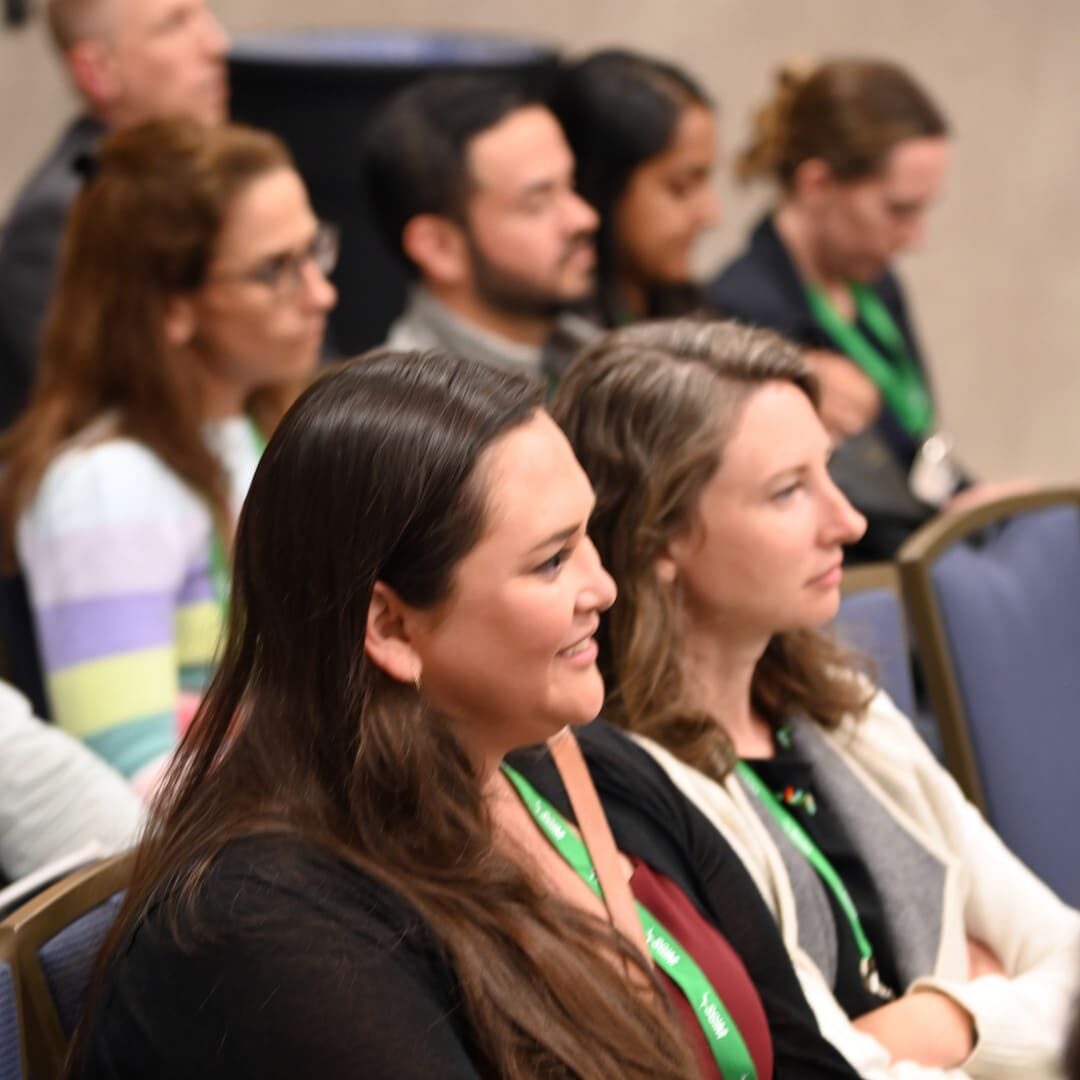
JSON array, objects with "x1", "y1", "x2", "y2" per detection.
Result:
[{"x1": 466, "y1": 232, "x2": 595, "y2": 321}]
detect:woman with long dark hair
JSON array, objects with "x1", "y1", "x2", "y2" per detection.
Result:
[
  {"x1": 0, "y1": 118, "x2": 337, "y2": 793},
  {"x1": 72, "y1": 350, "x2": 861, "y2": 1079},
  {"x1": 553, "y1": 319, "x2": 1079, "y2": 1078},
  {"x1": 550, "y1": 49, "x2": 721, "y2": 327}
]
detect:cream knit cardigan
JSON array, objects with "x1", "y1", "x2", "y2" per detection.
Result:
[{"x1": 634, "y1": 690, "x2": 1080, "y2": 1079}]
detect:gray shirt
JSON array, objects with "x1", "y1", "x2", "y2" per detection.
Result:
[
  {"x1": 0, "y1": 680, "x2": 142, "y2": 884},
  {"x1": 385, "y1": 287, "x2": 544, "y2": 377}
]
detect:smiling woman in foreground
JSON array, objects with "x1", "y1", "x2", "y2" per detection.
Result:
[{"x1": 70, "y1": 350, "x2": 860, "y2": 1078}]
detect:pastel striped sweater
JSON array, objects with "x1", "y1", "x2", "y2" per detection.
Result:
[{"x1": 17, "y1": 418, "x2": 261, "y2": 783}]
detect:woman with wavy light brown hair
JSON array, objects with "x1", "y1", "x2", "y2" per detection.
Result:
[
  {"x1": 553, "y1": 318, "x2": 1080, "y2": 1079},
  {"x1": 0, "y1": 117, "x2": 336, "y2": 794}
]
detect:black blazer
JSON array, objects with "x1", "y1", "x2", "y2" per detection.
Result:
[{"x1": 0, "y1": 114, "x2": 104, "y2": 430}]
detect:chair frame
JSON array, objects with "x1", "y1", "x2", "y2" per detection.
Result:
[
  {"x1": 1, "y1": 853, "x2": 132, "y2": 1079},
  {"x1": 838, "y1": 560, "x2": 914, "y2": 697},
  {"x1": 896, "y1": 484, "x2": 1080, "y2": 814},
  {"x1": 841, "y1": 560, "x2": 905, "y2": 601},
  {"x1": 0, "y1": 925, "x2": 27, "y2": 1080}
]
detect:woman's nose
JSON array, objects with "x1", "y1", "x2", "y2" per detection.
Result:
[
  {"x1": 822, "y1": 476, "x2": 867, "y2": 545},
  {"x1": 579, "y1": 537, "x2": 617, "y2": 613}
]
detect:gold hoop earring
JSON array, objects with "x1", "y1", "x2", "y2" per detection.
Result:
[{"x1": 413, "y1": 670, "x2": 422, "y2": 694}]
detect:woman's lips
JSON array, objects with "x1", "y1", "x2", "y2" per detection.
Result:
[
  {"x1": 807, "y1": 562, "x2": 843, "y2": 588},
  {"x1": 557, "y1": 636, "x2": 599, "y2": 666},
  {"x1": 557, "y1": 623, "x2": 600, "y2": 665}
]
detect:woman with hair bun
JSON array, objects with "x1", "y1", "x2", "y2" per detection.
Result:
[
  {"x1": 551, "y1": 49, "x2": 721, "y2": 327},
  {"x1": 710, "y1": 59, "x2": 972, "y2": 560}
]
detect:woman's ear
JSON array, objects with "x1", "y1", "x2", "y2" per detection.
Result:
[
  {"x1": 164, "y1": 295, "x2": 197, "y2": 349},
  {"x1": 656, "y1": 520, "x2": 698, "y2": 586},
  {"x1": 654, "y1": 551, "x2": 678, "y2": 585},
  {"x1": 791, "y1": 157, "x2": 835, "y2": 206},
  {"x1": 364, "y1": 581, "x2": 423, "y2": 685}
]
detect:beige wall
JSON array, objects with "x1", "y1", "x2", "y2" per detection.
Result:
[{"x1": 3, "y1": 1, "x2": 1079, "y2": 482}]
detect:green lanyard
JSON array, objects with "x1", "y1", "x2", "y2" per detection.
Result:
[
  {"x1": 208, "y1": 417, "x2": 266, "y2": 610},
  {"x1": 804, "y1": 281, "x2": 934, "y2": 439},
  {"x1": 502, "y1": 764, "x2": 758, "y2": 1080},
  {"x1": 735, "y1": 761, "x2": 892, "y2": 1000}
]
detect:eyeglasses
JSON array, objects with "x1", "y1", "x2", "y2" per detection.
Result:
[{"x1": 209, "y1": 221, "x2": 340, "y2": 297}]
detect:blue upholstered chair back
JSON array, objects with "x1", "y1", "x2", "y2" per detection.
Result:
[
  {"x1": 834, "y1": 575, "x2": 945, "y2": 759},
  {"x1": 38, "y1": 892, "x2": 124, "y2": 1039},
  {"x1": 0, "y1": 954, "x2": 24, "y2": 1080},
  {"x1": 900, "y1": 491, "x2": 1080, "y2": 905},
  {"x1": 1, "y1": 855, "x2": 130, "y2": 1078},
  {"x1": 835, "y1": 582, "x2": 916, "y2": 720},
  {"x1": 930, "y1": 505, "x2": 1080, "y2": 900}
]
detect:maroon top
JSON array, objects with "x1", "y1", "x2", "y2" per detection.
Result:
[{"x1": 630, "y1": 859, "x2": 774, "y2": 1079}]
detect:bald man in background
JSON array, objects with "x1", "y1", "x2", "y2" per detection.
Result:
[{"x1": 0, "y1": 0, "x2": 228, "y2": 428}]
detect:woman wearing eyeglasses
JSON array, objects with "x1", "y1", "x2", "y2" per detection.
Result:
[{"x1": 0, "y1": 118, "x2": 337, "y2": 795}]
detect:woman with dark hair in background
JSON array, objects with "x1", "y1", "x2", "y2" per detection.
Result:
[
  {"x1": 708, "y1": 59, "x2": 985, "y2": 560},
  {"x1": 550, "y1": 49, "x2": 721, "y2": 327},
  {"x1": 0, "y1": 118, "x2": 337, "y2": 794},
  {"x1": 73, "y1": 350, "x2": 861, "y2": 1079},
  {"x1": 554, "y1": 318, "x2": 1079, "y2": 1079}
]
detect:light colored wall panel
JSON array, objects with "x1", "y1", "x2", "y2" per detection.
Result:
[{"x1": 3, "y1": 1, "x2": 1078, "y2": 483}]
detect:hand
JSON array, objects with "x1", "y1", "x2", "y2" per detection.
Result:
[
  {"x1": 945, "y1": 478, "x2": 1035, "y2": 516},
  {"x1": 966, "y1": 936, "x2": 1006, "y2": 979},
  {"x1": 803, "y1": 349, "x2": 882, "y2": 440},
  {"x1": 852, "y1": 990, "x2": 976, "y2": 1068}
]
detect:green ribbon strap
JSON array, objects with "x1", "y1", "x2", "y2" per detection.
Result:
[
  {"x1": 502, "y1": 764, "x2": 758, "y2": 1080},
  {"x1": 804, "y1": 282, "x2": 934, "y2": 439},
  {"x1": 736, "y1": 760, "x2": 893, "y2": 1000}
]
